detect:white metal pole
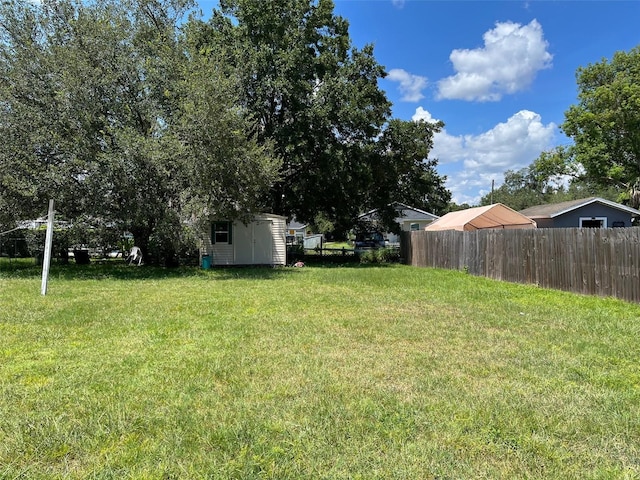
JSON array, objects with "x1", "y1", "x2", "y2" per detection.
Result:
[{"x1": 41, "y1": 199, "x2": 55, "y2": 296}]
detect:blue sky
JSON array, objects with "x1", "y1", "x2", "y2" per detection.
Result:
[
  {"x1": 197, "y1": 0, "x2": 640, "y2": 205},
  {"x1": 331, "y1": 0, "x2": 640, "y2": 205}
]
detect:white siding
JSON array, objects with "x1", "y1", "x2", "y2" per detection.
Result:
[
  {"x1": 270, "y1": 215, "x2": 286, "y2": 266},
  {"x1": 401, "y1": 219, "x2": 435, "y2": 231},
  {"x1": 211, "y1": 245, "x2": 234, "y2": 265}
]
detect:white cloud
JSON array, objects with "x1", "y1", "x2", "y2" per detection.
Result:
[
  {"x1": 412, "y1": 106, "x2": 439, "y2": 124},
  {"x1": 412, "y1": 107, "x2": 557, "y2": 205},
  {"x1": 391, "y1": 0, "x2": 406, "y2": 8},
  {"x1": 437, "y1": 20, "x2": 552, "y2": 102},
  {"x1": 387, "y1": 68, "x2": 428, "y2": 102}
]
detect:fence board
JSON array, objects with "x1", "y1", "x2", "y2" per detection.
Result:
[{"x1": 401, "y1": 228, "x2": 640, "y2": 303}]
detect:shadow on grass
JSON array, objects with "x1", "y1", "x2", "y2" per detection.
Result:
[
  {"x1": 0, "y1": 257, "x2": 401, "y2": 281},
  {"x1": 0, "y1": 259, "x2": 300, "y2": 281}
]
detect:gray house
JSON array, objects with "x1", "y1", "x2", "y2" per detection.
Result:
[
  {"x1": 358, "y1": 202, "x2": 440, "y2": 245},
  {"x1": 519, "y1": 197, "x2": 640, "y2": 228}
]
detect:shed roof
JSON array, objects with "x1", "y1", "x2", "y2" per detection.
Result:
[
  {"x1": 519, "y1": 197, "x2": 640, "y2": 219},
  {"x1": 424, "y1": 203, "x2": 536, "y2": 231}
]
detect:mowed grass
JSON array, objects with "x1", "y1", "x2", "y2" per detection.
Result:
[{"x1": 1, "y1": 262, "x2": 639, "y2": 479}]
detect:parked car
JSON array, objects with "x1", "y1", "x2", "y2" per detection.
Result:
[{"x1": 354, "y1": 231, "x2": 385, "y2": 250}]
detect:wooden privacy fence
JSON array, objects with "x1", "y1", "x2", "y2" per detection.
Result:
[{"x1": 401, "y1": 228, "x2": 640, "y2": 303}]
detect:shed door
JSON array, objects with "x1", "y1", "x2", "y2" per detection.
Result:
[
  {"x1": 234, "y1": 220, "x2": 273, "y2": 264},
  {"x1": 234, "y1": 222, "x2": 253, "y2": 264},
  {"x1": 253, "y1": 220, "x2": 273, "y2": 264}
]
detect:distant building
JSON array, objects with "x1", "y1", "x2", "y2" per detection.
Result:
[
  {"x1": 358, "y1": 202, "x2": 440, "y2": 245},
  {"x1": 286, "y1": 218, "x2": 309, "y2": 245},
  {"x1": 519, "y1": 197, "x2": 640, "y2": 228}
]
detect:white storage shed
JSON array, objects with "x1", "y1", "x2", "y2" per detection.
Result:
[{"x1": 201, "y1": 213, "x2": 287, "y2": 266}]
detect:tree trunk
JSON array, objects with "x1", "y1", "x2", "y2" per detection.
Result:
[
  {"x1": 630, "y1": 179, "x2": 640, "y2": 210},
  {"x1": 130, "y1": 226, "x2": 152, "y2": 266}
]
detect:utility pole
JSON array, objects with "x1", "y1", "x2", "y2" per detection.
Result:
[{"x1": 490, "y1": 179, "x2": 494, "y2": 204}]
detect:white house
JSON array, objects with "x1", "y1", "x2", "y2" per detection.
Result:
[
  {"x1": 358, "y1": 202, "x2": 440, "y2": 245},
  {"x1": 286, "y1": 218, "x2": 309, "y2": 244},
  {"x1": 201, "y1": 213, "x2": 287, "y2": 266}
]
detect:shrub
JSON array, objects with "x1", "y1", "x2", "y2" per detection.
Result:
[
  {"x1": 359, "y1": 249, "x2": 378, "y2": 264},
  {"x1": 358, "y1": 247, "x2": 401, "y2": 264},
  {"x1": 376, "y1": 247, "x2": 400, "y2": 263}
]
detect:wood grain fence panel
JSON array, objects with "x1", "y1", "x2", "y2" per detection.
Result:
[
  {"x1": 509, "y1": 230, "x2": 524, "y2": 283},
  {"x1": 572, "y1": 228, "x2": 585, "y2": 294},
  {"x1": 568, "y1": 229, "x2": 579, "y2": 294},
  {"x1": 594, "y1": 229, "x2": 606, "y2": 296},
  {"x1": 536, "y1": 230, "x2": 549, "y2": 289},
  {"x1": 401, "y1": 228, "x2": 640, "y2": 303},
  {"x1": 609, "y1": 229, "x2": 623, "y2": 300},
  {"x1": 553, "y1": 229, "x2": 565, "y2": 292},
  {"x1": 618, "y1": 229, "x2": 632, "y2": 300},
  {"x1": 560, "y1": 228, "x2": 571, "y2": 292},
  {"x1": 586, "y1": 229, "x2": 598, "y2": 295},
  {"x1": 628, "y1": 230, "x2": 640, "y2": 303},
  {"x1": 624, "y1": 230, "x2": 636, "y2": 302}
]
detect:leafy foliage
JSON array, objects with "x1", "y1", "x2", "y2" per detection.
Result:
[
  {"x1": 480, "y1": 146, "x2": 621, "y2": 210},
  {"x1": 0, "y1": 0, "x2": 280, "y2": 264},
  {"x1": 561, "y1": 46, "x2": 640, "y2": 207},
  {"x1": 358, "y1": 246, "x2": 400, "y2": 264},
  {"x1": 200, "y1": 0, "x2": 449, "y2": 236},
  {"x1": 1, "y1": 0, "x2": 449, "y2": 257}
]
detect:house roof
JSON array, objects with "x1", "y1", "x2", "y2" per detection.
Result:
[
  {"x1": 358, "y1": 202, "x2": 440, "y2": 222},
  {"x1": 424, "y1": 203, "x2": 537, "y2": 231},
  {"x1": 286, "y1": 218, "x2": 307, "y2": 230},
  {"x1": 519, "y1": 197, "x2": 640, "y2": 219}
]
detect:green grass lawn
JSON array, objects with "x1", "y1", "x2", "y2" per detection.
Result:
[{"x1": 1, "y1": 262, "x2": 639, "y2": 479}]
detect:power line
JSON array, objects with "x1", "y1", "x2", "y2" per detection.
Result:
[
  {"x1": 0, "y1": 215, "x2": 50, "y2": 236},
  {"x1": 0, "y1": 226, "x2": 25, "y2": 236}
]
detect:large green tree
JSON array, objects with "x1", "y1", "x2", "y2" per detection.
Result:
[
  {"x1": 480, "y1": 146, "x2": 621, "y2": 209},
  {"x1": 562, "y1": 46, "x2": 640, "y2": 208},
  {"x1": 197, "y1": 0, "x2": 449, "y2": 236},
  {"x1": 0, "y1": 0, "x2": 279, "y2": 263},
  {"x1": 368, "y1": 119, "x2": 450, "y2": 229}
]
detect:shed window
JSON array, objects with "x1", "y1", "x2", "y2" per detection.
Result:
[
  {"x1": 410, "y1": 223, "x2": 420, "y2": 231},
  {"x1": 212, "y1": 221, "x2": 232, "y2": 244}
]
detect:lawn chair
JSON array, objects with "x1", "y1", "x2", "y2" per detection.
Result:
[{"x1": 126, "y1": 246, "x2": 143, "y2": 266}]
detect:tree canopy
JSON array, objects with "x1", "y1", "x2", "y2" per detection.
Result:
[
  {"x1": 1, "y1": 0, "x2": 450, "y2": 260},
  {"x1": 196, "y1": 0, "x2": 449, "y2": 235},
  {"x1": 0, "y1": 0, "x2": 280, "y2": 263},
  {"x1": 561, "y1": 46, "x2": 640, "y2": 208},
  {"x1": 480, "y1": 146, "x2": 622, "y2": 210}
]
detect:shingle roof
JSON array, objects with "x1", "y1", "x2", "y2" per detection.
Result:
[
  {"x1": 286, "y1": 218, "x2": 307, "y2": 230},
  {"x1": 519, "y1": 197, "x2": 640, "y2": 218},
  {"x1": 358, "y1": 202, "x2": 439, "y2": 221}
]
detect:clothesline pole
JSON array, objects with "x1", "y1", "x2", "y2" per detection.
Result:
[{"x1": 41, "y1": 199, "x2": 55, "y2": 296}]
